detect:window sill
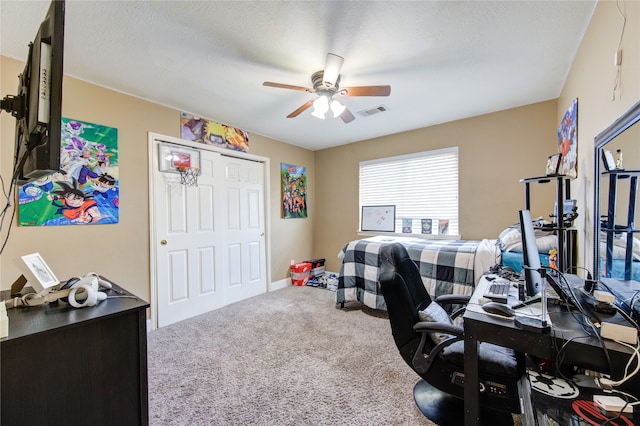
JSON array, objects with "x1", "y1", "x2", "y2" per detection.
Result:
[{"x1": 357, "y1": 231, "x2": 462, "y2": 240}]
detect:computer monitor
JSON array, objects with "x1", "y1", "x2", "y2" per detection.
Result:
[
  {"x1": 1, "y1": 0, "x2": 65, "y2": 184},
  {"x1": 519, "y1": 209, "x2": 542, "y2": 298}
]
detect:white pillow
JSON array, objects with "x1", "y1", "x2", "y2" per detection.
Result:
[
  {"x1": 498, "y1": 227, "x2": 522, "y2": 251},
  {"x1": 498, "y1": 220, "x2": 555, "y2": 253},
  {"x1": 508, "y1": 235, "x2": 557, "y2": 254}
]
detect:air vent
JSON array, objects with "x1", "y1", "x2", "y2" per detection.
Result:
[{"x1": 357, "y1": 105, "x2": 390, "y2": 117}]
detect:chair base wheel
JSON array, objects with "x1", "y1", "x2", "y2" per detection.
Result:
[{"x1": 413, "y1": 380, "x2": 515, "y2": 426}]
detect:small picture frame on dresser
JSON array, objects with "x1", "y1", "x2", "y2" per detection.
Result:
[
  {"x1": 602, "y1": 150, "x2": 616, "y2": 171},
  {"x1": 20, "y1": 253, "x2": 59, "y2": 294},
  {"x1": 545, "y1": 153, "x2": 562, "y2": 176}
]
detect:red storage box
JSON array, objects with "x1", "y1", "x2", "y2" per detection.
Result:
[{"x1": 290, "y1": 262, "x2": 312, "y2": 286}]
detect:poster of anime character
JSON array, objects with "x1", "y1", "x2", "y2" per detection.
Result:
[
  {"x1": 281, "y1": 163, "x2": 307, "y2": 219},
  {"x1": 18, "y1": 118, "x2": 119, "y2": 226},
  {"x1": 180, "y1": 112, "x2": 249, "y2": 152},
  {"x1": 557, "y1": 98, "x2": 578, "y2": 177}
]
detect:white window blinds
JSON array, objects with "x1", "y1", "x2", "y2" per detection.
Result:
[{"x1": 359, "y1": 147, "x2": 459, "y2": 236}]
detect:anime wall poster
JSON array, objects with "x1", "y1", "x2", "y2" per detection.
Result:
[
  {"x1": 557, "y1": 98, "x2": 578, "y2": 177},
  {"x1": 18, "y1": 118, "x2": 119, "y2": 226},
  {"x1": 281, "y1": 163, "x2": 307, "y2": 219},
  {"x1": 180, "y1": 112, "x2": 249, "y2": 152}
]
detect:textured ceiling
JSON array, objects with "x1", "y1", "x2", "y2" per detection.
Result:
[{"x1": 1, "y1": 1, "x2": 596, "y2": 150}]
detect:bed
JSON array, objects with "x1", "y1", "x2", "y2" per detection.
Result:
[
  {"x1": 336, "y1": 236, "x2": 499, "y2": 310},
  {"x1": 497, "y1": 219, "x2": 640, "y2": 281},
  {"x1": 499, "y1": 223, "x2": 640, "y2": 281},
  {"x1": 599, "y1": 234, "x2": 640, "y2": 282}
]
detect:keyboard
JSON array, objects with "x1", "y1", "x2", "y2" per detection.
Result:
[{"x1": 483, "y1": 281, "x2": 511, "y2": 304}]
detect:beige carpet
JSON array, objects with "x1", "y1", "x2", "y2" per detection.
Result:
[{"x1": 147, "y1": 285, "x2": 436, "y2": 425}]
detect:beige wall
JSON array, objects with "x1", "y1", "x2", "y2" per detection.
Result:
[
  {"x1": 315, "y1": 101, "x2": 559, "y2": 272},
  {"x1": 2, "y1": 0, "x2": 638, "y2": 299},
  {"x1": 315, "y1": 0, "x2": 640, "y2": 275},
  {"x1": 1, "y1": 56, "x2": 315, "y2": 299},
  {"x1": 558, "y1": 0, "x2": 639, "y2": 274}
]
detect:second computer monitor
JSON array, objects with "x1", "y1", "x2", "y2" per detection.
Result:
[{"x1": 519, "y1": 209, "x2": 542, "y2": 298}]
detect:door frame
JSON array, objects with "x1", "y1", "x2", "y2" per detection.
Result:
[{"x1": 147, "y1": 132, "x2": 271, "y2": 330}]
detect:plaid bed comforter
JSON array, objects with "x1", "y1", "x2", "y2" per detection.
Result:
[{"x1": 337, "y1": 237, "x2": 495, "y2": 310}]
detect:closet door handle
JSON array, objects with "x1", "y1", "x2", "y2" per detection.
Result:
[{"x1": 160, "y1": 240, "x2": 167, "y2": 246}]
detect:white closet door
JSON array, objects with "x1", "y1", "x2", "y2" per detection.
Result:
[
  {"x1": 152, "y1": 139, "x2": 267, "y2": 328},
  {"x1": 155, "y1": 149, "x2": 225, "y2": 327},
  {"x1": 221, "y1": 156, "x2": 267, "y2": 305}
]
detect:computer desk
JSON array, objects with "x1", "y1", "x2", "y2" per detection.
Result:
[{"x1": 463, "y1": 274, "x2": 640, "y2": 426}]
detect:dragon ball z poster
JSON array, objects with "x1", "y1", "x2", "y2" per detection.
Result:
[
  {"x1": 180, "y1": 112, "x2": 249, "y2": 152},
  {"x1": 281, "y1": 163, "x2": 307, "y2": 219},
  {"x1": 18, "y1": 118, "x2": 119, "y2": 226}
]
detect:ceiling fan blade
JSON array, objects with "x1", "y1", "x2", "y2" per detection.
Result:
[
  {"x1": 323, "y1": 53, "x2": 344, "y2": 87},
  {"x1": 263, "y1": 81, "x2": 311, "y2": 92},
  {"x1": 339, "y1": 107, "x2": 355, "y2": 124},
  {"x1": 342, "y1": 85, "x2": 391, "y2": 97},
  {"x1": 287, "y1": 100, "x2": 314, "y2": 118}
]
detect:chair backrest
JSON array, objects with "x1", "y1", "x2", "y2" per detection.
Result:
[{"x1": 379, "y1": 243, "x2": 434, "y2": 366}]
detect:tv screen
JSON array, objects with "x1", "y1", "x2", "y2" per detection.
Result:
[
  {"x1": 1, "y1": 0, "x2": 65, "y2": 184},
  {"x1": 519, "y1": 209, "x2": 543, "y2": 298}
]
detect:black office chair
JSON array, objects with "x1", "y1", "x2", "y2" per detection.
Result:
[{"x1": 378, "y1": 243, "x2": 525, "y2": 425}]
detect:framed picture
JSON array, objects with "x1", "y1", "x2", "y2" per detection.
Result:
[
  {"x1": 438, "y1": 219, "x2": 449, "y2": 235},
  {"x1": 546, "y1": 153, "x2": 562, "y2": 176},
  {"x1": 602, "y1": 150, "x2": 616, "y2": 171},
  {"x1": 20, "y1": 253, "x2": 59, "y2": 294},
  {"x1": 421, "y1": 219, "x2": 432, "y2": 234},
  {"x1": 361, "y1": 205, "x2": 395, "y2": 232}
]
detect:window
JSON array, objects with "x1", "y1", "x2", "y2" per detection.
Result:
[{"x1": 359, "y1": 147, "x2": 459, "y2": 236}]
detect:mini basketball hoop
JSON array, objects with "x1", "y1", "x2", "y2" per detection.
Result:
[{"x1": 176, "y1": 166, "x2": 201, "y2": 187}]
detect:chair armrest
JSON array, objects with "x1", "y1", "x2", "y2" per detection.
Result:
[
  {"x1": 412, "y1": 321, "x2": 464, "y2": 374},
  {"x1": 435, "y1": 294, "x2": 470, "y2": 320},
  {"x1": 435, "y1": 294, "x2": 471, "y2": 307},
  {"x1": 413, "y1": 321, "x2": 463, "y2": 337}
]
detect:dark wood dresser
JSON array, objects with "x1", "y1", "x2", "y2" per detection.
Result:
[{"x1": 1, "y1": 283, "x2": 149, "y2": 425}]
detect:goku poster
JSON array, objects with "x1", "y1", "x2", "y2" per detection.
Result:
[
  {"x1": 18, "y1": 118, "x2": 119, "y2": 226},
  {"x1": 281, "y1": 163, "x2": 307, "y2": 219}
]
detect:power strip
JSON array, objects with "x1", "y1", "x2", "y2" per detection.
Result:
[
  {"x1": 600, "y1": 321, "x2": 638, "y2": 344},
  {"x1": 594, "y1": 394, "x2": 632, "y2": 415},
  {"x1": 594, "y1": 290, "x2": 615, "y2": 304}
]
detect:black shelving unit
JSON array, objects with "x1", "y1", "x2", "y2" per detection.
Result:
[
  {"x1": 602, "y1": 169, "x2": 639, "y2": 281},
  {"x1": 520, "y1": 174, "x2": 576, "y2": 273}
]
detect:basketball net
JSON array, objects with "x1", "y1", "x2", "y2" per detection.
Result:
[{"x1": 176, "y1": 166, "x2": 201, "y2": 187}]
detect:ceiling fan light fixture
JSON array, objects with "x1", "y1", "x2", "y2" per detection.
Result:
[
  {"x1": 323, "y1": 53, "x2": 344, "y2": 87},
  {"x1": 264, "y1": 52, "x2": 390, "y2": 123},
  {"x1": 312, "y1": 95, "x2": 329, "y2": 119},
  {"x1": 311, "y1": 109, "x2": 326, "y2": 119},
  {"x1": 330, "y1": 99, "x2": 346, "y2": 118}
]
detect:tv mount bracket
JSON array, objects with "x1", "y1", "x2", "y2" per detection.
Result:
[{"x1": 0, "y1": 94, "x2": 25, "y2": 119}]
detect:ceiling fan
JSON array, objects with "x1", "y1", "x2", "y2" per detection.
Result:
[{"x1": 263, "y1": 53, "x2": 391, "y2": 124}]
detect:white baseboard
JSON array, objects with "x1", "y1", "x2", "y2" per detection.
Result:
[
  {"x1": 146, "y1": 319, "x2": 153, "y2": 332},
  {"x1": 269, "y1": 278, "x2": 290, "y2": 291}
]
